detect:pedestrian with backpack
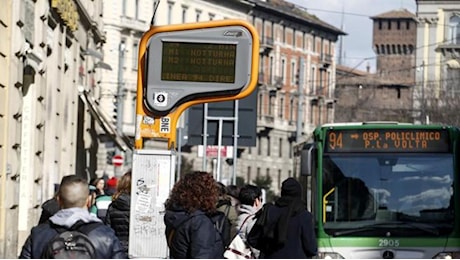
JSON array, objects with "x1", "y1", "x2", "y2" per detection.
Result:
[
  {"x1": 214, "y1": 182, "x2": 238, "y2": 246},
  {"x1": 19, "y1": 175, "x2": 126, "y2": 259},
  {"x1": 164, "y1": 171, "x2": 224, "y2": 258}
]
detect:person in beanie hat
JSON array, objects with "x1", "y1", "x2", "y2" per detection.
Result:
[
  {"x1": 106, "y1": 176, "x2": 118, "y2": 196},
  {"x1": 247, "y1": 177, "x2": 317, "y2": 258}
]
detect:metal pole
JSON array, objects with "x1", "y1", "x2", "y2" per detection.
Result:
[
  {"x1": 117, "y1": 42, "x2": 125, "y2": 137},
  {"x1": 232, "y1": 100, "x2": 239, "y2": 185},
  {"x1": 297, "y1": 57, "x2": 305, "y2": 142},
  {"x1": 217, "y1": 118, "x2": 223, "y2": 182},
  {"x1": 115, "y1": 42, "x2": 125, "y2": 177},
  {"x1": 177, "y1": 125, "x2": 182, "y2": 182},
  {"x1": 202, "y1": 103, "x2": 208, "y2": 171},
  {"x1": 294, "y1": 58, "x2": 305, "y2": 177},
  {"x1": 421, "y1": 61, "x2": 425, "y2": 124}
]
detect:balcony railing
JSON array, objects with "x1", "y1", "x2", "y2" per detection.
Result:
[
  {"x1": 320, "y1": 53, "x2": 333, "y2": 66},
  {"x1": 260, "y1": 36, "x2": 274, "y2": 56}
]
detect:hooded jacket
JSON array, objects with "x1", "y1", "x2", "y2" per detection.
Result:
[
  {"x1": 236, "y1": 204, "x2": 260, "y2": 258},
  {"x1": 19, "y1": 207, "x2": 126, "y2": 259},
  {"x1": 247, "y1": 178, "x2": 317, "y2": 259},
  {"x1": 164, "y1": 207, "x2": 224, "y2": 259},
  {"x1": 106, "y1": 193, "x2": 131, "y2": 254}
]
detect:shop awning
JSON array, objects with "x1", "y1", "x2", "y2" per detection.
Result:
[{"x1": 79, "y1": 90, "x2": 133, "y2": 152}]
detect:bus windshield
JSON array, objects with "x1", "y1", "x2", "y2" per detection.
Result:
[{"x1": 322, "y1": 153, "x2": 454, "y2": 237}]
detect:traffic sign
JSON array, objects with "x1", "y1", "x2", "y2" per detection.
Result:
[{"x1": 112, "y1": 154, "x2": 124, "y2": 167}]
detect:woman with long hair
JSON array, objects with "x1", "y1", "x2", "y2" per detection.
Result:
[
  {"x1": 164, "y1": 171, "x2": 224, "y2": 258},
  {"x1": 106, "y1": 170, "x2": 132, "y2": 254}
]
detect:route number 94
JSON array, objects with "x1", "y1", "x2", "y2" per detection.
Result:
[{"x1": 379, "y1": 239, "x2": 400, "y2": 247}]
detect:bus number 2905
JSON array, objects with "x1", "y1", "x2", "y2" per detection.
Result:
[{"x1": 379, "y1": 239, "x2": 400, "y2": 247}]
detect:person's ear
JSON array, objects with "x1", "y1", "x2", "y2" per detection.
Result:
[
  {"x1": 56, "y1": 195, "x2": 64, "y2": 208},
  {"x1": 86, "y1": 195, "x2": 92, "y2": 208}
]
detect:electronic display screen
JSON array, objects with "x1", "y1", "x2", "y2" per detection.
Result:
[
  {"x1": 325, "y1": 129, "x2": 450, "y2": 153},
  {"x1": 161, "y1": 42, "x2": 237, "y2": 83}
]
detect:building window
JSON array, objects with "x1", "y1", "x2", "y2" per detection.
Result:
[
  {"x1": 378, "y1": 20, "x2": 382, "y2": 30},
  {"x1": 397, "y1": 20, "x2": 401, "y2": 30},
  {"x1": 195, "y1": 9, "x2": 201, "y2": 22},
  {"x1": 311, "y1": 67, "x2": 316, "y2": 94},
  {"x1": 302, "y1": 32, "x2": 306, "y2": 50},
  {"x1": 257, "y1": 167, "x2": 261, "y2": 178},
  {"x1": 449, "y1": 15, "x2": 460, "y2": 44},
  {"x1": 279, "y1": 97, "x2": 284, "y2": 118},
  {"x1": 258, "y1": 136, "x2": 262, "y2": 155},
  {"x1": 289, "y1": 98, "x2": 294, "y2": 122},
  {"x1": 181, "y1": 5, "x2": 188, "y2": 23},
  {"x1": 293, "y1": 29, "x2": 296, "y2": 47},
  {"x1": 281, "y1": 58, "x2": 286, "y2": 84},
  {"x1": 269, "y1": 56, "x2": 274, "y2": 84},
  {"x1": 266, "y1": 168, "x2": 270, "y2": 178},
  {"x1": 269, "y1": 93, "x2": 275, "y2": 116},
  {"x1": 167, "y1": 1, "x2": 174, "y2": 24},
  {"x1": 289, "y1": 142, "x2": 293, "y2": 158},
  {"x1": 279, "y1": 138, "x2": 283, "y2": 157},
  {"x1": 388, "y1": 20, "x2": 392, "y2": 30},
  {"x1": 132, "y1": 42, "x2": 138, "y2": 70},
  {"x1": 406, "y1": 21, "x2": 410, "y2": 30},
  {"x1": 312, "y1": 35, "x2": 316, "y2": 52},
  {"x1": 22, "y1": 0, "x2": 35, "y2": 43},
  {"x1": 283, "y1": 25, "x2": 286, "y2": 43},
  {"x1": 267, "y1": 136, "x2": 271, "y2": 156},
  {"x1": 291, "y1": 60, "x2": 296, "y2": 85},
  {"x1": 122, "y1": 0, "x2": 127, "y2": 15},
  {"x1": 135, "y1": 0, "x2": 139, "y2": 19},
  {"x1": 209, "y1": 13, "x2": 215, "y2": 21},
  {"x1": 258, "y1": 93, "x2": 263, "y2": 115},
  {"x1": 131, "y1": 95, "x2": 136, "y2": 124}
]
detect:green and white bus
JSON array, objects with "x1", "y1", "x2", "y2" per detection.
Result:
[{"x1": 300, "y1": 122, "x2": 459, "y2": 259}]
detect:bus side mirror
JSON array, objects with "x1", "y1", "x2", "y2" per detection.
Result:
[{"x1": 300, "y1": 143, "x2": 316, "y2": 176}]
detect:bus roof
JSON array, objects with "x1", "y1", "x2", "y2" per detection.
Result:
[{"x1": 320, "y1": 121, "x2": 413, "y2": 127}]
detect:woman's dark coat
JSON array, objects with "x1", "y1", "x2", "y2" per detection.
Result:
[
  {"x1": 106, "y1": 193, "x2": 131, "y2": 253},
  {"x1": 248, "y1": 202, "x2": 318, "y2": 259},
  {"x1": 164, "y1": 207, "x2": 224, "y2": 259}
]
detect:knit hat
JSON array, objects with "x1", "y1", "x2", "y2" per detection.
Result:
[
  {"x1": 107, "y1": 177, "x2": 118, "y2": 189},
  {"x1": 281, "y1": 177, "x2": 302, "y2": 197}
]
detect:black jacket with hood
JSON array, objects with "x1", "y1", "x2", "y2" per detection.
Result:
[
  {"x1": 19, "y1": 208, "x2": 126, "y2": 259},
  {"x1": 106, "y1": 193, "x2": 131, "y2": 254},
  {"x1": 164, "y1": 206, "x2": 224, "y2": 259}
]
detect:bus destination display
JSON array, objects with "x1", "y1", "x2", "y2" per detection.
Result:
[
  {"x1": 161, "y1": 42, "x2": 237, "y2": 83},
  {"x1": 325, "y1": 129, "x2": 450, "y2": 153}
]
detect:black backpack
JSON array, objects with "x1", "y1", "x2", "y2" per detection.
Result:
[
  {"x1": 210, "y1": 205, "x2": 232, "y2": 247},
  {"x1": 42, "y1": 221, "x2": 102, "y2": 259}
]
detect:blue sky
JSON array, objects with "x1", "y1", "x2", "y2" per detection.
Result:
[{"x1": 288, "y1": 0, "x2": 417, "y2": 72}]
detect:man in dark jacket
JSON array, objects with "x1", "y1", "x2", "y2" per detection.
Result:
[
  {"x1": 248, "y1": 177, "x2": 318, "y2": 258},
  {"x1": 19, "y1": 175, "x2": 126, "y2": 259}
]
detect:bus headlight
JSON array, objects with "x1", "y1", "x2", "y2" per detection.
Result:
[
  {"x1": 315, "y1": 252, "x2": 344, "y2": 259},
  {"x1": 433, "y1": 252, "x2": 460, "y2": 259}
]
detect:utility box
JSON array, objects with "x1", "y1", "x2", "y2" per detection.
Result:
[{"x1": 128, "y1": 149, "x2": 176, "y2": 258}]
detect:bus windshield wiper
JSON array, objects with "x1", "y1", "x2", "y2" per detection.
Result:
[{"x1": 333, "y1": 221, "x2": 439, "y2": 236}]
